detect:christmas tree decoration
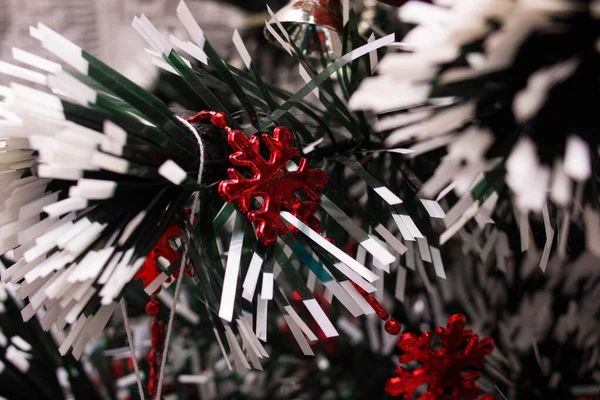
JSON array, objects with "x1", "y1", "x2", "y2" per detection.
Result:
[
  {"x1": 404, "y1": 242, "x2": 600, "y2": 400},
  {"x1": 222, "y1": 133, "x2": 326, "y2": 243},
  {"x1": 195, "y1": 109, "x2": 330, "y2": 246},
  {"x1": 0, "y1": 0, "x2": 428, "y2": 396},
  {"x1": 136, "y1": 212, "x2": 192, "y2": 289},
  {"x1": 350, "y1": 0, "x2": 600, "y2": 263},
  {"x1": 350, "y1": 281, "x2": 402, "y2": 335},
  {"x1": 2, "y1": 1, "x2": 599, "y2": 399},
  {"x1": 0, "y1": 261, "x2": 103, "y2": 400},
  {"x1": 264, "y1": 0, "x2": 344, "y2": 58},
  {"x1": 385, "y1": 313, "x2": 494, "y2": 400},
  {"x1": 146, "y1": 296, "x2": 164, "y2": 397}
]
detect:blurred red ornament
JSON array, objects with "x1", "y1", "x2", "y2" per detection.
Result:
[
  {"x1": 132, "y1": 207, "x2": 195, "y2": 398},
  {"x1": 351, "y1": 282, "x2": 389, "y2": 320},
  {"x1": 385, "y1": 319, "x2": 402, "y2": 335},
  {"x1": 135, "y1": 210, "x2": 195, "y2": 290},
  {"x1": 385, "y1": 314, "x2": 494, "y2": 400},
  {"x1": 350, "y1": 281, "x2": 401, "y2": 335},
  {"x1": 111, "y1": 359, "x2": 125, "y2": 378},
  {"x1": 135, "y1": 222, "x2": 180, "y2": 288},
  {"x1": 146, "y1": 299, "x2": 160, "y2": 316},
  {"x1": 148, "y1": 308, "x2": 165, "y2": 397},
  {"x1": 210, "y1": 112, "x2": 228, "y2": 129},
  {"x1": 218, "y1": 126, "x2": 327, "y2": 245}
]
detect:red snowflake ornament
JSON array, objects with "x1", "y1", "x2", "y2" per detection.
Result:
[
  {"x1": 136, "y1": 222, "x2": 181, "y2": 288},
  {"x1": 136, "y1": 212, "x2": 193, "y2": 289},
  {"x1": 386, "y1": 314, "x2": 494, "y2": 400},
  {"x1": 218, "y1": 126, "x2": 327, "y2": 246}
]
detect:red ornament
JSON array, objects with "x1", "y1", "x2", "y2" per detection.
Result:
[
  {"x1": 385, "y1": 319, "x2": 402, "y2": 335},
  {"x1": 189, "y1": 109, "x2": 328, "y2": 245},
  {"x1": 350, "y1": 281, "x2": 402, "y2": 336},
  {"x1": 111, "y1": 359, "x2": 125, "y2": 378},
  {"x1": 385, "y1": 314, "x2": 494, "y2": 400},
  {"x1": 136, "y1": 209, "x2": 196, "y2": 290},
  {"x1": 135, "y1": 222, "x2": 181, "y2": 289},
  {"x1": 147, "y1": 299, "x2": 165, "y2": 398},
  {"x1": 210, "y1": 112, "x2": 228, "y2": 129},
  {"x1": 351, "y1": 281, "x2": 395, "y2": 320},
  {"x1": 145, "y1": 299, "x2": 160, "y2": 316},
  {"x1": 218, "y1": 126, "x2": 327, "y2": 245},
  {"x1": 133, "y1": 209, "x2": 195, "y2": 398},
  {"x1": 198, "y1": 110, "x2": 212, "y2": 120}
]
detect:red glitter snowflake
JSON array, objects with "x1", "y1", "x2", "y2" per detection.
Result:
[
  {"x1": 136, "y1": 213, "x2": 193, "y2": 289},
  {"x1": 218, "y1": 126, "x2": 327, "y2": 246},
  {"x1": 385, "y1": 314, "x2": 495, "y2": 400},
  {"x1": 136, "y1": 222, "x2": 181, "y2": 288}
]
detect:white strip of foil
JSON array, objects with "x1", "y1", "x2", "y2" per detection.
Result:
[
  {"x1": 157, "y1": 290, "x2": 200, "y2": 325},
  {"x1": 281, "y1": 313, "x2": 314, "y2": 356},
  {"x1": 298, "y1": 65, "x2": 319, "y2": 99},
  {"x1": 176, "y1": 1, "x2": 206, "y2": 49},
  {"x1": 416, "y1": 237, "x2": 432, "y2": 262},
  {"x1": 331, "y1": 262, "x2": 376, "y2": 293},
  {"x1": 266, "y1": 5, "x2": 291, "y2": 42},
  {"x1": 343, "y1": 0, "x2": 350, "y2": 26},
  {"x1": 232, "y1": 30, "x2": 252, "y2": 69},
  {"x1": 235, "y1": 319, "x2": 262, "y2": 370},
  {"x1": 264, "y1": 22, "x2": 292, "y2": 55},
  {"x1": 283, "y1": 305, "x2": 318, "y2": 341},
  {"x1": 368, "y1": 33, "x2": 378, "y2": 73},
  {"x1": 224, "y1": 325, "x2": 250, "y2": 373},
  {"x1": 280, "y1": 211, "x2": 378, "y2": 283},
  {"x1": 374, "y1": 223, "x2": 407, "y2": 255},
  {"x1": 339, "y1": 280, "x2": 374, "y2": 315},
  {"x1": 540, "y1": 204, "x2": 555, "y2": 272},
  {"x1": 218, "y1": 214, "x2": 244, "y2": 322},
  {"x1": 429, "y1": 247, "x2": 446, "y2": 279},
  {"x1": 420, "y1": 199, "x2": 446, "y2": 218},
  {"x1": 519, "y1": 210, "x2": 530, "y2": 252},
  {"x1": 366, "y1": 314, "x2": 381, "y2": 353},
  {"x1": 170, "y1": 34, "x2": 207, "y2": 65},
  {"x1": 395, "y1": 267, "x2": 407, "y2": 302},
  {"x1": 213, "y1": 328, "x2": 232, "y2": 371},
  {"x1": 320, "y1": 195, "x2": 395, "y2": 264},
  {"x1": 242, "y1": 252, "x2": 263, "y2": 301},
  {"x1": 239, "y1": 317, "x2": 268, "y2": 358},
  {"x1": 389, "y1": 213, "x2": 412, "y2": 242},
  {"x1": 337, "y1": 317, "x2": 363, "y2": 344},
  {"x1": 260, "y1": 273, "x2": 274, "y2": 300},
  {"x1": 374, "y1": 186, "x2": 403, "y2": 205},
  {"x1": 439, "y1": 201, "x2": 479, "y2": 245},
  {"x1": 322, "y1": 280, "x2": 363, "y2": 317},
  {"x1": 256, "y1": 296, "x2": 268, "y2": 342}
]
